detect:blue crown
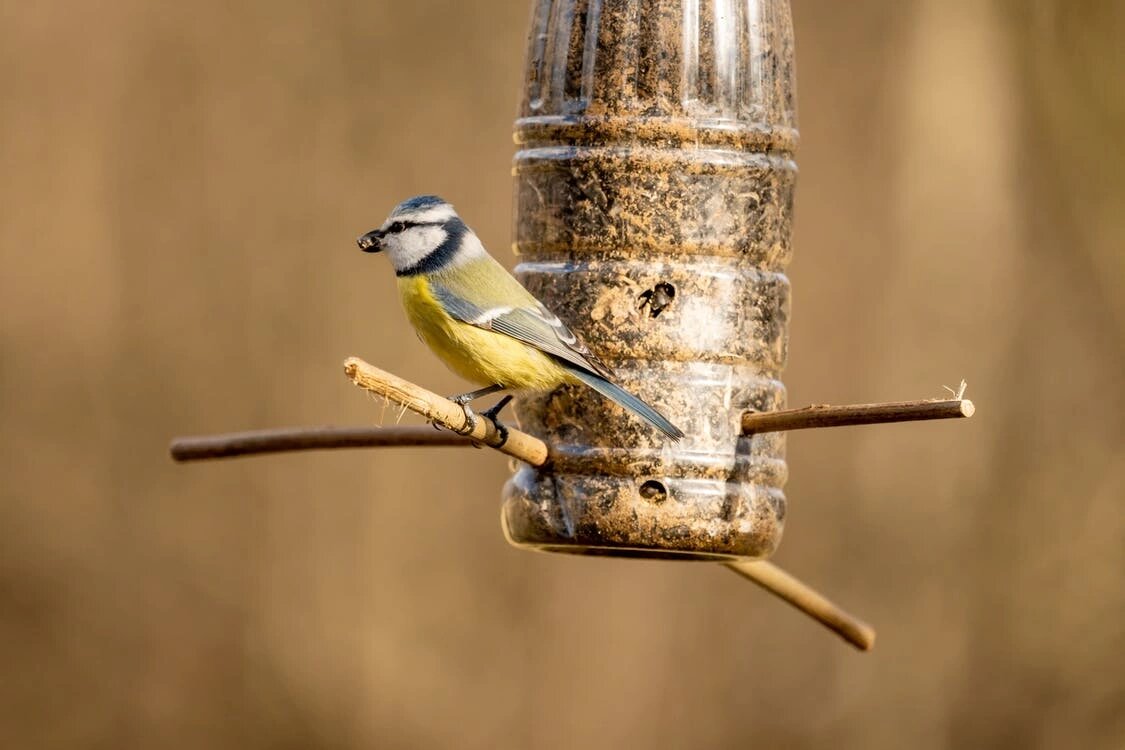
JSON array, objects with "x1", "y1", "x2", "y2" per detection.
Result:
[{"x1": 397, "y1": 195, "x2": 448, "y2": 211}]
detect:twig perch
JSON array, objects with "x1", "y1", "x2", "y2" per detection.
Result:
[
  {"x1": 168, "y1": 362, "x2": 980, "y2": 651},
  {"x1": 342, "y1": 357, "x2": 549, "y2": 466},
  {"x1": 726, "y1": 560, "x2": 875, "y2": 650},
  {"x1": 170, "y1": 426, "x2": 471, "y2": 461},
  {"x1": 168, "y1": 358, "x2": 971, "y2": 650},
  {"x1": 340, "y1": 355, "x2": 875, "y2": 650},
  {"x1": 742, "y1": 398, "x2": 974, "y2": 435}
]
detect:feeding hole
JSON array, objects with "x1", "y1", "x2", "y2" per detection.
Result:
[
  {"x1": 637, "y1": 282, "x2": 676, "y2": 318},
  {"x1": 638, "y1": 479, "x2": 668, "y2": 504}
]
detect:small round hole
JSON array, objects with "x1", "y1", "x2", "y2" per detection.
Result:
[
  {"x1": 638, "y1": 479, "x2": 668, "y2": 503},
  {"x1": 637, "y1": 282, "x2": 676, "y2": 318}
]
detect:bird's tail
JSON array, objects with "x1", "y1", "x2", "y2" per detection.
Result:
[{"x1": 563, "y1": 365, "x2": 685, "y2": 440}]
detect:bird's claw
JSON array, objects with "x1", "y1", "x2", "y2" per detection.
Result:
[
  {"x1": 444, "y1": 391, "x2": 509, "y2": 443},
  {"x1": 451, "y1": 404, "x2": 478, "y2": 436},
  {"x1": 479, "y1": 396, "x2": 512, "y2": 447}
]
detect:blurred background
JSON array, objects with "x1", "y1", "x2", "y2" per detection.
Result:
[{"x1": 2, "y1": 0, "x2": 1122, "y2": 747}]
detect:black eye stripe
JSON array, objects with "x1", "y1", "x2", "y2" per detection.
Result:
[{"x1": 384, "y1": 219, "x2": 444, "y2": 235}]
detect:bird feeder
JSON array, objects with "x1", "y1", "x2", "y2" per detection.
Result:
[
  {"x1": 502, "y1": 0, "x2": 797, "y2": 560},
  {"x1": 171, "y1": 0, "x2": 975, "y2": 651}
]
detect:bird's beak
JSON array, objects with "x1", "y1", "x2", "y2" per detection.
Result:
[{"x1": 357, "y1": 228, "x2": 384, "y2": 253}]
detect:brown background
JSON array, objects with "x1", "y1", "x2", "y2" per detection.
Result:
[{"x1": 2, "y1": 1, "x2": 1123, "y2": 748}]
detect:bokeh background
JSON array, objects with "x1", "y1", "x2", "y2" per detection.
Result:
[{"x1": 2, "y1": 1, "x2": 1123, "y2": 747}]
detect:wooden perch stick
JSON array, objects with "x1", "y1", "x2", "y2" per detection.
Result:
[
  {"x1": 170, "y1": 426, "x2": 471, "y2": 461},
  {"x1": 168, "y1": 357, "x2": 881, "y2": 649},
  {"x1": 341, "y1": 355, "x2": 874, "y2": 650},
  {"x1": 742, "y1": 398, "x2": 974, "y2": 435},
  {"x1": 726, "y1": 560, "x2": 875, "y2": 650},
  {"x1": 342, "y1": 357, "x2": 549, "y2": 466}
]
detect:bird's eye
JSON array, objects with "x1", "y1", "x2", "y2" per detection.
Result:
[{"x1": 386, "y1": 221, "x2": 408, "y2": 235}]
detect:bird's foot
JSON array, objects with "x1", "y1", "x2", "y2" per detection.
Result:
[
  {"x1": 444, "y1": 387, "x2": 504, "y2": 438},
  {"x1": 452, "y1": 405, "x2": 478, "y2": 436},
  {"x1": 488, "y1": 421, "x2": 509, "y2": 447},
  {"x1": 480, "y1": 395, "x2": 513, "y2": 422},
  {"x1": 479, "y1": 396, "x2": 513, "y2": 447},
  {"x1": 450, "y1": 403, "x2": 478, "y2": 436}
]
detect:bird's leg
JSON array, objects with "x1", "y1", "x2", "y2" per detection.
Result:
[
  {"x1": 480, "y1": 395, "x2": 514, "y2": 446},
  {"x1": 481, "y1": 395, "x2": 513, "y2": 421},
  {"x1": 449, "y1": 384, "x2": 505, "y2": 405},
  {"x1": 445, "y1": 384, "x2": 505, "y2": 436}
]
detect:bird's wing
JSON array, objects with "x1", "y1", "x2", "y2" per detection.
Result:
[{"x1": 431, "y1": 279, "x2": 613, "y2": 379}]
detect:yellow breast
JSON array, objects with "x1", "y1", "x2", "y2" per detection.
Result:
[{"x1": 397, "y1": 275, "x2": 571, "y2": 391}]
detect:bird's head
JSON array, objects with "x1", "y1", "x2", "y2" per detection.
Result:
[{"x1": 357, "y1": 195, "x2": 481, "y2": 276}]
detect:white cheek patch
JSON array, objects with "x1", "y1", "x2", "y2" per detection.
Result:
[
  {"x1": 386, "y1": 226, "x2": 447, "y2": 272},
  {"x1": 447, "y1": 232, "x2": 487, "y2": 267}
]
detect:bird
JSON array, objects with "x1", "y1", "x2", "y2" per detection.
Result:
[{"x1": 356, "y1": 195, "x2": 683, "y2": 441}]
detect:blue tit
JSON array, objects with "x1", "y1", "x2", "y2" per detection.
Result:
[{"x1": 357, "y1": 195, "x2": 683, "y2": 440}]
